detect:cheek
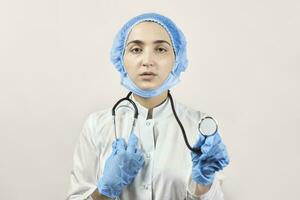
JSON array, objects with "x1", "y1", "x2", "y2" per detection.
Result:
[
  {"x1": 123, "y1": 56, "x2": 135, "y2": 72},
  {"x1": 159, "y1": 57, "x2": 175, "y2": 74},
  {"x1": 158, "y1": 66, "x2": 172, "y2": 81},
  {"x1": 161, "y1": 69, "x2": 172, "y2": 79},
  {"x1": 123, "y1": 57, "x2": 141, "y2": 79}
]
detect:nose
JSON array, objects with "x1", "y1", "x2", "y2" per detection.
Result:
[
  {"x1": 142, "y1": 63, "x2": 153, "y2": 67},
  {"x1": 141, "y1": 50, "x2": 154, "y2": 67}
]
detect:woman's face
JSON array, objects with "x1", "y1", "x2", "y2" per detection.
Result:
[{"x1": 123, "y1": 22, "x2": 175, "y2": 90}]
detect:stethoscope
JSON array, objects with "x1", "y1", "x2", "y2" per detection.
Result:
[{"x1": 112, "y1": 90, "x2": 218, "y2": 154}]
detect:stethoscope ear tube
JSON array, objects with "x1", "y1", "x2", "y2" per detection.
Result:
[
  {"x1": 112, "y1": 92, "x2": 139, "y2": 139},
  {"x1": 112, "y1": 92, "x2": 138, "y2": 119}
]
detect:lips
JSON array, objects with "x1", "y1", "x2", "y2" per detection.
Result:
[
  {"x1": 140, "y1": 72, "x2": 156, "y2": 76},
  {"x1": 139, "y1": 72, "x2": 156, "y2": 80}
]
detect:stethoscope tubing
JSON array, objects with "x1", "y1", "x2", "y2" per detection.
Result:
[{"x1": 112, "y1": 91, "x2": 202, "y2": 154}]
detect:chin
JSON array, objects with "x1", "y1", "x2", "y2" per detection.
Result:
[{"x1": 137, "y1": 83, "x2": 159, "y2": 91}]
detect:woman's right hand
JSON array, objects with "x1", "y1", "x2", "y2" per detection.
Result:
[{"x1": 97, "y1": 134, "x2": 144, "y2": 199}]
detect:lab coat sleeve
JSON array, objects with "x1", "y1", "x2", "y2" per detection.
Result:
[
  {"x1": 66, "y1": 113, "x2": 99, "y2": 200},
  {"x1": 186, "y1": 172, "x2": 225, "y2": 200}
]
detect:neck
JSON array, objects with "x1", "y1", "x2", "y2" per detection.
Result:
[{"x1": 133, "y1": 91, "x2": 169, "y2": 109}]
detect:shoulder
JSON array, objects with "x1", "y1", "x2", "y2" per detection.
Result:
[
  {"x1": 84, "y1": 107, "x2": 112, "y2": 127},
  {"x1": 79, "y1": 107, "x2": 113, "y2": 145},
  {"x1": 173, "y1": 99, "x2": 209, "y2": 123}
]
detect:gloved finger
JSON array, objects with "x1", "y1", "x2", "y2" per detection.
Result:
[
  {"x1": 193, "y1": 134, "x2": 206, "y2": 149},
  {"x1": 112, "y1": 140, "x2": 117, "y2": 149},
  {"x1": 139, "y1": 157, "x2": 145, "y2": 168},
  {"x1": 215, "y1": 157, "x2": 229, "y2": 170},
  {"x1": 202, "y1": 161, "x2": 218, "y2": 170},
  {"x1": 205, "y1": 156, "x2": 229, "y2": 171},
  {"x1": 137, "y1": 153, "x2": 145, "y2": 167},
  {"x1": 202, "y1": 162, "x2": 220, "y2": 173},
  {"x1": 201, "y1": 132, "x2": 222, "y2": 154},
  {"x1": 206, "y1": 142, "x2": 226, "y2": 159},
  {"x1": 205, "y1": 147, "x2": 229, "y2": 168},
  {"x1": 200, "y1": 142, "x2": 226, "y2": 161},
  {"x1": 191, "y1": 152, "x2": 198, "y2": 162},
  {"x1": 191, "y1": 150, "x2": 202, "y2": 162},
  {"x1": 191, "y1": 135, "x2": 208, "y2": 161},
  {"x1": 127, "y1": 133, "x2": 138, "y2": 153},
  {"x1": 135, "y1": 149, "x2": 144, "y2": 161},
  {"x1": 214, "y1": 147, "x2": 229, "y2": 165},
  {"x1": 218, "y1": 152, "x2": 230, "y2": 167},
  {"x1": 115, "y1": 138, "x2": 126, "y2": 153}
]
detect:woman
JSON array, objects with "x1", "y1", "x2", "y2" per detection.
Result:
[{"x1": 67, "y1": 13, "x2": 229, "y2": 200}]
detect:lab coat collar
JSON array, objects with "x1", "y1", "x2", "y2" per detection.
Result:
[{"x1": 129, "y1": 94, "x2": 173, "y2": 120}]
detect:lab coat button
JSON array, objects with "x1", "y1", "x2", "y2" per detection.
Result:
[
  {"x1": 145, "y1": 153, "x2": 151, "y2": 159},
  {"x1": 143, "y1": 184, "x2": 151, "y2": 190},
  {"x1": 146, "y1": 121, "x2": 151, "y2": 126}
]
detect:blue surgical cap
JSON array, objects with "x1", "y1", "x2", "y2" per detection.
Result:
[{"x1": 110, "y1": 13, "x2": 188, "y2": 98}]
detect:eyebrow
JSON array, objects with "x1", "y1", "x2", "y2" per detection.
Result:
[{"x1": 126, "y1": 40, "x2": 172, "y2": 47}]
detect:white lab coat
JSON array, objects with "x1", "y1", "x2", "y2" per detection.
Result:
[{"x1": 67, "y1": 95, "x2": 226, "y2": 200}]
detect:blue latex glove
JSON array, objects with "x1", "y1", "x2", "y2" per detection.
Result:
[
  {"x1": 191, "y1": 132, "x2": 230, "y2": 186},
  {"x1": 97, "y1": 134, "x2": 144, "y2": 198}
]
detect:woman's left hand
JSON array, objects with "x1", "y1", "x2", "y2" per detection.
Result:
[{"x1": 191, "y1": 132, "x2": 230, "y2": 186}]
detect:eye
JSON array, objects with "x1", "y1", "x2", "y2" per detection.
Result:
[
  {"x1": 156, "y1": 47, "x2": 167, "y2": 53},
  {"x1": 130, "y1": 47, "x2": 142, "y2": 54}
]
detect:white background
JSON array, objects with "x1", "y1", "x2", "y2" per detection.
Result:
[{"x1": 0, "y1": 0, "x2": 299, "y2": 199}]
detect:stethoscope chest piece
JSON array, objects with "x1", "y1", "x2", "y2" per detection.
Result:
[{"x1": 198, "y1": 116, "x2": 218, "y2": 137}]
